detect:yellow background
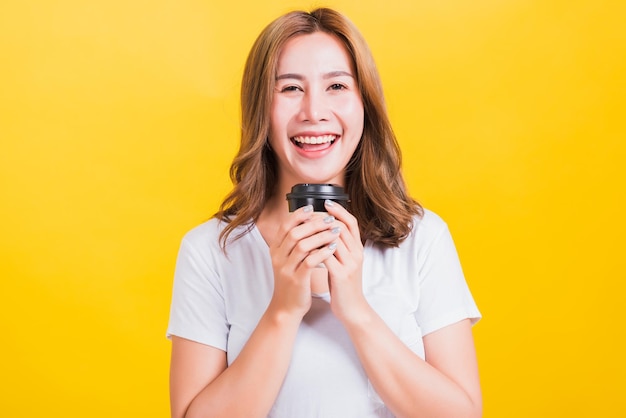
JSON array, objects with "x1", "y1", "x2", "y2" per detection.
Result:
[{"x1": 1, "y1": 0, "x2": 624, "y2": 416}]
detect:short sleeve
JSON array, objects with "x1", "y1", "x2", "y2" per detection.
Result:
[
  {"x1": 414, "y1": 220, "x2": 481, "y2": 336},
  {"x1": 166, "y1": 235, "x2": 229, "y2": 350}
]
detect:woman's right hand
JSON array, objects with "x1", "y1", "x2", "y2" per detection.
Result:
[{"x1": 267, "y1": 205, "x2": 340, "y2": 320}]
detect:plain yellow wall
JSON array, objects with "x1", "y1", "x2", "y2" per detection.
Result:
[{"x1": 1, "y1": 0, "x2": 624, "y2": 416}]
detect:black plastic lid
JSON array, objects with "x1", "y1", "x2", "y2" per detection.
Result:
[{"x1": 286, "y1": 183, "x2": 350, "y2": 212}]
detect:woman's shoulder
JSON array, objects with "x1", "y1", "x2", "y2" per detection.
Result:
[
  {"x1": 182, "y1": 216, "x2": 221, "y2": 237},
  {"x1": 413, "y1": 208, "x2": 449, "y2": 233},
  {"x1": 179, "y1": 217, "x2": 254, "y2": 250},
  {"x1": 405, "y1": 208, "x2": 452, "y2": 246}
]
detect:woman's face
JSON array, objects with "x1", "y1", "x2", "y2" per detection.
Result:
[{"x1": 269, "y1": 31, "x2": 364, "y2": 189}]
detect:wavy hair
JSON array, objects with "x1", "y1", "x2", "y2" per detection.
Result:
[{"x1": 216, "y1": 7, "x2": 422, "y2": 249}]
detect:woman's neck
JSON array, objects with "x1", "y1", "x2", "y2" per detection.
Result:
[{"x1": 255, "y1": 186, "x2": 291, "y2": 247}]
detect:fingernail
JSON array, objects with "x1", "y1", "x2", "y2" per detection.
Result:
[
  {"x1": 303, "y1": 205, "x2": 313, "y2": 213},
  {"x1": 328, "y1": 242, "x2": 337, "y2": 251},
  {"x1": 324, "y1": 199, "x2": 335, "y2": 207},
  {"x1": 331, "y1": 226, "x2": 341, "y2": 234},
  {"x1": 323, "y1": 215, "x2": 335, "y2": 224}
]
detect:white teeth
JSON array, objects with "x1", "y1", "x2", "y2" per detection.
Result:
[{"x1": 292, "y1": 135, "x2": 336, "y2": 144}]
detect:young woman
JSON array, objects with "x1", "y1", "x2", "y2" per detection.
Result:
[{"x1": 168, "y1": 8, "x2": 482, "y2": 418}]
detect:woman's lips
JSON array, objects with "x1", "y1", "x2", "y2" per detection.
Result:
[{"x1": 291, "y1": 134, "x2": 337, "y2": 151}]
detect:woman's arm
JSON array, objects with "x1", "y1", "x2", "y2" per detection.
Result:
[
  {"x1": 170, "y1": 337, "x2": 226, "y2": 418},
  {"x1": 343, "y1": 315, "x2": 482, "y2": 418},
  {"x1": 169, "y1": 309, "x2": 302, "y2": 418}
]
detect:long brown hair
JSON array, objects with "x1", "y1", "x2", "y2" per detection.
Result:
[{"x1": 216, "y1": 7, "x2": 422, "y2": 249}]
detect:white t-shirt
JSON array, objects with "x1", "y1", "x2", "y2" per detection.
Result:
[{"x1": 167, "y1": 209, "x2": 481, "y2": 417}]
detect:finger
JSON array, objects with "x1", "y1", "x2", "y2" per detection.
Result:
[
  {"x1": 325, "y1": 233, "x2": 362, "y2": 276},
  {"x1": 281, "y1": 213, "x2": 339, "y2": 256},
  {"x1": 275, "y1": 206, "x2": 326, "y2": 256},
  {"x1": 323, "y1": 199, "x2": 361, "y2": 241},
  {"x1": 289, "y1": 223, "x2": 342, "y2": 265},
  {"x1": 329, "y1": 234, "x2": 348, "y2": 264},
  {"x1": 273, "y1": 205, "x2": 314, "y2": 246},
  {"x1": 284, "y1": 204, "x2": 315, "y2": 230},
  {"x1": 299, "y1": 241, "x2": 339, "y2": 270},
  {"x1": 329, "y1": 219, "x2": 358, "y2": 252},
  {"x1": 322, "y1": 247, "x2": 340, "y2": 270}
]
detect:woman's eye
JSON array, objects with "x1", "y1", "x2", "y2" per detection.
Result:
[
  {"x1": 329, "y1": 83, "x2": 346, "y2": 91},
  {"x1": 280, "y1": 85, "x2": 301, "y2": 92}
]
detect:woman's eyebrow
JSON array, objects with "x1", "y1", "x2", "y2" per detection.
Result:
[
  {"x1": 276, "y1": 73, "x2": 303, "y2": 81},
  {"x1": 275, "y1": 70, "x2": 354, "y2": 81},
  {"x1": 323, "y1": 70, "x2": 354, "y2": 79}
]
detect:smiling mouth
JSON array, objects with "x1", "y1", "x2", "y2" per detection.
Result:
[{"x1": 291, "y1": 135, "x2": 337, "y2": 149}]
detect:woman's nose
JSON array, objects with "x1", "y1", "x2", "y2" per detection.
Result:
[{"x1": 300, "y1": 90, "x2": 330, "y2": 122}]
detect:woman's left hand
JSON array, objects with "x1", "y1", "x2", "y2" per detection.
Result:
[{"x1": 321, "y1": 199, "x2": 369, "y2": 324}]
